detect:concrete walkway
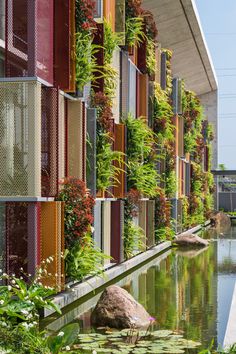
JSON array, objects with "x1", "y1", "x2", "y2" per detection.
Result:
[{"x1": 223, "y1": 282, "x2": 236, "y2": 348}]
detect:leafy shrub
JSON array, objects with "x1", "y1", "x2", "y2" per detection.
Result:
[
  {"x1": 96, "y1": 132, "x2": 124, "y2": 194},
  {"x1": 64, "y1": 233, "x2": 110, "y2": 282},
  {"x1": 124, "y1": 220, "x2": 145, "y2": 259},
  {"x1": 56, "y1": 178, "x2": 95, "y2": 248},
  {"x1": 124, "y1": 114, "x2": 159, "y2": 197}
]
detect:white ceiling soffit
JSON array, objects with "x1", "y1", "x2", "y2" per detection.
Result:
[{"x1": 143, "y1": 0, "x2": 218, "y2": 95}]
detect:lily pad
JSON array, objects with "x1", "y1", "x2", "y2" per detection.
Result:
[{"x1": 152, "y1": 330, "x2": 173, "y2": 338}]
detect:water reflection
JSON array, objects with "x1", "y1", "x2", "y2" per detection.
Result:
[{"x1": 47, "y1": 224, "x2": 236, "y2": 350}]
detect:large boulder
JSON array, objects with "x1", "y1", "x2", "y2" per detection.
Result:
[
  {"x1": 91, "y1": 285, "x2": 151, "y2": 329},
  {"x1": 173, "y1": 234, "x2": 209, "y2": 247},
  {"x1": 210, "y1": 211, "x2": 231, "y2": 229}
]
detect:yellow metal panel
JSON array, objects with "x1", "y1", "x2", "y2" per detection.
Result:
[
  {"x1": 58, "y1": 93, "x2": 66, "y2": 181},
  {"x1": 67, "y1": 100, "x2": 83, "y2": 179},
  {"x1": 0, "y1": 80, "x2": 41, "y2": 197}
]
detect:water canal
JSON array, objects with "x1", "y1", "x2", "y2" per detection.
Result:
[{"x1": 45, "y1": 222, "x2": 236, "y2": 352}]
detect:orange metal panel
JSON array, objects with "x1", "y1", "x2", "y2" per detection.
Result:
[
  {"x1": 40, "y1": 202, "x2": 64, "y2": 290},
  {"x1": 103, "y1": 0, "x2": 115, "y2": 32},
  {"x1": 138, "y1": 73, "x2": 148, "y2": 120},
  {"x1": 114, "y1": 124, "x2": 126, "y2": 198},
  {"x1": 129, "y1": 45, "x2": 138, "y2": 67},
  {"x1": 185, "y1": 152, "x2": 190, "y2": 163}
]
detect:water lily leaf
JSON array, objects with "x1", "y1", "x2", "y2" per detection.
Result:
[{"x1": 152, "y1": 330, "x2": 173, "y2": 338}]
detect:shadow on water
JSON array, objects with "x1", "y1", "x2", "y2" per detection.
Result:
[{"x1": 45, "y1": 222, "x2": 236, "y2": 351}]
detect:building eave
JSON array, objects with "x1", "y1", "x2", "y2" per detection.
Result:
[{"x1": 143, "y1": 0, "x2": 218, "y2": 95}]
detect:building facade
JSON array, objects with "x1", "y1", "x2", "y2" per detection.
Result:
[{"x1": 0, "y1": 0, "x2": 217, "y2": 290}]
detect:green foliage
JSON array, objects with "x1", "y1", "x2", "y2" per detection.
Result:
[
  {"x1": 165, "y1": 169, "x2": 177, "y2": 199},
  {"x1": 123, "y1": 113, "x2": 159, "y2": 197},
  {"x1": 0, "y1": 322, "x2": 80, "y2": 354},
  {"x1": 125, "y1": 113, "x2": 156, "y2": 159},
  {"x1": 75, "y1": 329, "x2": 201, "y2": 353},
  {"x1": 124, "y1": 220, "x2": 145, "y2": 259},
  {"x1": 47, "y1": 323, "x2": 80, "y2": 354},
  {"x1": 64, "y1": 232, "x2": 110, "y2": 282},
  {"x1": 125, "y1": 17, "x2": 146, "y2": 47},
  {"x1": 96, "y1": 132, "x2": 124, "y2": 193},
  {"x1": 161, "y1": 49, "x2": 173, "y2": 95},
  {"x1": 0, "y1": 270, "x2": 61, "y2": 326},
  {"x1": 146, "y1": 37, "x2": 156, "y2": 76},
  {"x1": 153, "y1": 83, "x2": 175, "y2": 144},
  {"x1": 75, "y1": 31, "x2": 100, "y2": 92},
  {"x1": 182, "y1": 89, "x2": 204, "y2": 154},
  {"x1": 219, "y1": 163, "x2": 226, "y2": 171},
  {"x1": 182, "y1": 196, "x2": 191, "y2": 229},
  {"x1": 56, "y1": 178, "x2": 95, "y2": 248},
  {"x1": 103, "y1": 19, "x2": 121, "y2": 99}
]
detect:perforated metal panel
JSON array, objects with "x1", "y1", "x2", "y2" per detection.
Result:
[
  {"x1": 128, "y1": 61, "x2": 137, "y2": 117},
  {"x1": 111, "y1": 200, "x2": 124, "y2": 263},
  {"x1": 120, "y1": 50, "x2": 129, "y2": 117},
  {"x1": 67, "y1": 100, "x2": 85, "y2": 180},
  {"x1": 41, "y1": 87, "x2": 59, "y2": 197},
  {"x1": 112, "y1": 48, "x2": 121, "y2": 123},
  {"x1": 0, "y1": 203, "x2": 6, "y2": 273},
  {"x1": 86, "y1": 108, "x2": 97, "y2": 196},
  {"x1": 114, "y1": 124, "x2": 126, "y2": 198},
  {"x1": 5, "y1": 202, "x2": 28, "y2": 275},
  {"x1": 58, "y1": 92, "x2": 66, "y2": 181},
  {"x1": 5, "y1": 0, "x2": 54, "y2": 84},
  {"x1": 115, "y1": 0, "x2": 125, "y2": 44},
  {"x1": 102, "y1": 201, "x2": 111, "y2": 265},
  {"x1": 161, "y1": 52, "x2": 167, "y2": 90},
  {"x1": 93, "y1": 200, "x2": 102, "y2": 249},
  {"x1": 0, "y1": 80, "x2": 41, "y2": 196},
  {"x1": 40, "y1": 201, "x2": 64, "y2": 289},
  {"x1": 54, "y1": 0, "x2": 75, "y2": 92},
  {"x1": 137, "y1": 73, "x2": 148, "y2": 120}
]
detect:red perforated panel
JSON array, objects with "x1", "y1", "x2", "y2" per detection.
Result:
[{"x1": 41, "y1": 87, "x2": 59, "y2": 197}]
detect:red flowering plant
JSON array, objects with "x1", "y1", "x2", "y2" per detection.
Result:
[
  {"x1": 125, "y1": 0, "x2": 158, "y2": 40},
  {"x1": 125, "y1": 189, "x2": 141, "y2": 221},
  {"x1": 56, "y1": 178, "x2": 95, "y2": 248},
  {"x1": 75, "y1": 0, "x2": 97, "y2": 33},
  {"x1": 91, "y1": 91, "x2": 114, "y2": 133}
]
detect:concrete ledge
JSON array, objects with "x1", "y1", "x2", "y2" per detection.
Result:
[
  {"x1": 223, "y1": 282, "x2": 236, "y2": 348},
  {"x1": 179, "y1": 220, "x2": 211, "y2": 236},
  {"x1": 43, "y1": 241, "x2": 171, "y2": 317}
]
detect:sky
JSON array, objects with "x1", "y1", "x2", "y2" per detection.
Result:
[{"x1": 195, "y1": 0, "x2": 236, "y2": 170}]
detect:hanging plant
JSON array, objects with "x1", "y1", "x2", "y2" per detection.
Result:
[
  {"x1": 75, "y1": 0, "x2": 97, "y2": 32},
  {"x1": 125, "y1": 17, "x2": 146, "y2": 47},
  {"x1": 153, "y1": 83, "x2": 175, "y2": 145},
  {"x1": 96, "y1": 132, "x2": 124, "y2": 194},
  {"x1": 91, "y1": 91, "x2": 113, "y2": 131},
  {"x1": 56, "y1": 178, "x2": 95, "y2": 249},
  {"x1": 146, "y1": 37, "x2": 156, "y2": 77},
  {"x1": 123, "y1": 113, "x2": 159, "y2": 197},
  {"x1": 75, "y1": 32, "x2": 100, "y2": 92}
]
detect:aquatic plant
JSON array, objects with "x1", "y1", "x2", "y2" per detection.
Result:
[{"x1": 74, "y1": 329, "x2": 201, "y2": 353}]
